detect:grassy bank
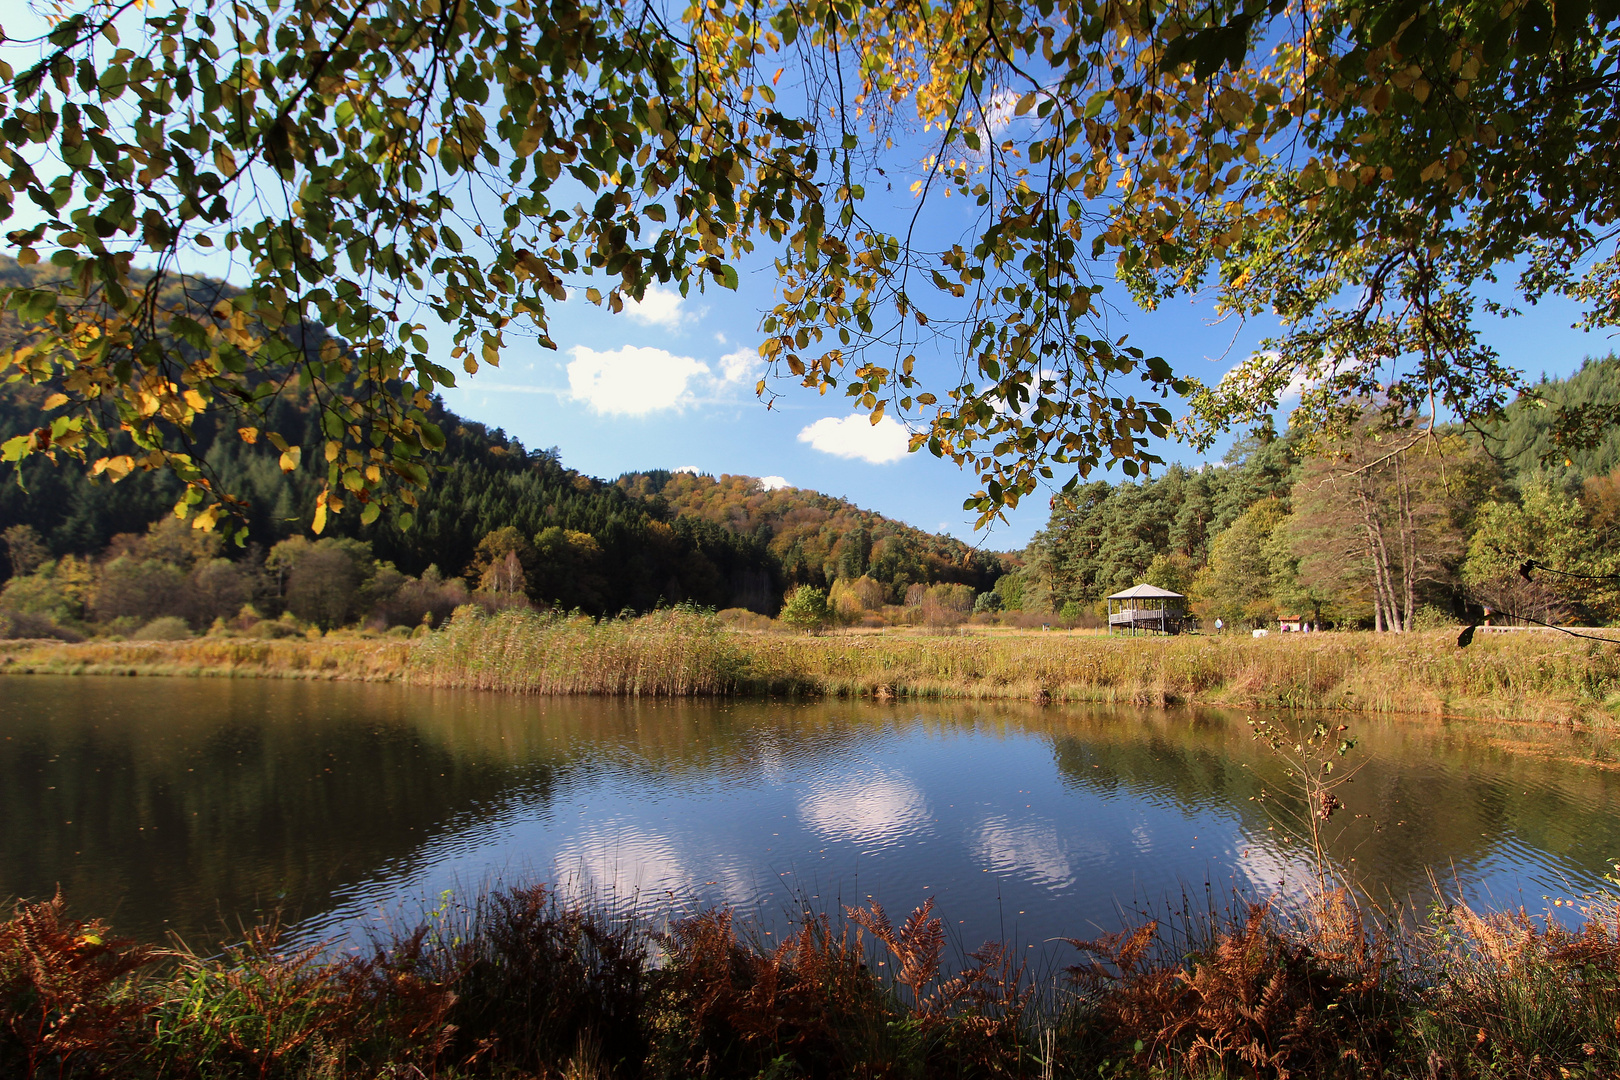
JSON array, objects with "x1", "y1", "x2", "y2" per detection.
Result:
[
  {"x1": 4, "y1": 880, "x2": 1617, "y2": 1080},
  {"x1": 5, "y1": 608, "x2": 1620, "y2": 725},
  {"x1": 410, "y1": 607, "x2": 750, "y2": 695},
  {"x1": 411, "y1": 608, "x2": 1620, "y2": 725},
  {"x1": 0, "y1": 635, "x2": 413, "y2": 681}
]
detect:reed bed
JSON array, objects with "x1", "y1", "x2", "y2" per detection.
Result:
[
  {"x1": 6, "y1": 613, "x2": 1619, "y2": 725},
  {"x1": 405, "y1": 614, "x2": 1620, "y2": 724},
  {"x1": 0, "y1": 635, "x2": 412, "y2": 682},
  {"x1": 743, "y1": 627, "x2": 1620, "y2": 721},
  {"x1": 4, "y1": 880, "x2": 1617, "y2": 1079},
  {"x1": 408, "y1": 606, "x2": 754, "y2": 696}
]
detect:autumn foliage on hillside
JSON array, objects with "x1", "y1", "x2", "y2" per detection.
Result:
[{"x1": 618, "y1": 471, "x2": 1003, "y2": 604}]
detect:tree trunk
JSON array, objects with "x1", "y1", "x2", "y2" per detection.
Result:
[
  {"x1": 1394, "y1": 454, "x2": 1418, "y2": 632},
  {"x1": 1359, "y1": 488, "x2": 1398, "y2": 632}
]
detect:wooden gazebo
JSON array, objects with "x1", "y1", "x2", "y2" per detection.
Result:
[{"x1": 1106, "y1": 584, "x2": 1187, "y2": 635}]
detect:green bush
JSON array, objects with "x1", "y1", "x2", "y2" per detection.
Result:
[
  {"x1": 778, "y1": 586, "x2": 831, "y2": 633},
  {"x1": 132, "y1": 616, "x2": 192, "y2": 641}
]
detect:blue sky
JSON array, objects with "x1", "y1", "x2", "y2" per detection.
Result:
[{"x1": 432, "y1": 262, "x2": 1608, "y2": 552}]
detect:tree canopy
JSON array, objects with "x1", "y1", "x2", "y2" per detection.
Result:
[
  {"x1": 1, "y1": 0, "x2": 1615, "y2": 529},
  {"x1": 1018, "y1": 360, "x2": 1620, "y2": 629}
]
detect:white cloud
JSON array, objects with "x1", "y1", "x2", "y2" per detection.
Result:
[
  {"x1": 973, "y1": 87, "x2": 1051, "y2": 142},
  {"x1": 674, "y1": 465, "x2": 702, "y2": 474},
  {"x1": 624, "y1": 285, "x2": 687, "y2": 328},
  {"x1": 797, "y1": 415, "x2": 913, "y2": 464},
  {"x1": 757, "y1": 475, "x2": 790, "y2": 491},
  {"x1": 980, "y1": 88, "x2": 1022, "y2": 136},
  {"x1": 717, "y1": 348, "x2": 762, "y2": 386},
  {"x1": 567, "y1": 345, "x2": 709, "y2": 416}
]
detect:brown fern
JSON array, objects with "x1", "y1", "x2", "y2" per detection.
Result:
[
  {"x1": 0, "y1": 890, "x2": 157, "y2": 1077},
  {"x1": 1067, "y1": 900, "x2": 1391, "y2": 1079},
  {"x1": 846, "y1": 897, "x2": 944, "y2": 1003}
]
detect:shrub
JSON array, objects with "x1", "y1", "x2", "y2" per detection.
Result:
[
  {"x1": 249, "y1": 617, "x2": 302, "y2": 640},
  {"x1": 373, "y1": 566, "x2": 469, "y2": 629},
  {"x1": 132, "y1": 616, "x2": 191, "y2": 641},
  {"x1": 0, "y1": 611, "x2": 83, "y2": 642},
  {"x1": 778, "y1": 586, "x2": 832, "y2": 633},
  {"x1": 0, "y1": 892, "x2": 156, "y2": 1078},
  {"x1": 717, "y1": 607, "x2": 775, "y2": 631}
]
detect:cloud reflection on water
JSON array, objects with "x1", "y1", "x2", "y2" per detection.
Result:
[{"x1": 797, "y1": 767, "x2": 930, "y2": 849}]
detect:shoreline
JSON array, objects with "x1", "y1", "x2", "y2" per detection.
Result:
[
  {"x1": 2, "y1": 612, "x2": 1617, "y2": 728},
  {"x1": 3, "y1": 879, "x2": 1616, "y2": 1080}
]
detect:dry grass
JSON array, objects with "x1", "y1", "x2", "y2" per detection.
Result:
[
  {"x1": 0, "y1": 634, "x2": 411, "y2": 681},
  {"x1": 739, "y1": 627, "x2": 1620, "y2": 720},
  {"x1": 5, "y1": 614, "x2": 1619, "y2": 725},
  {"x1": 409, "y1": 606, "x2": 752, "y2": 695}
]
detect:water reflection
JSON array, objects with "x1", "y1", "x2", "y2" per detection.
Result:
[
  {"x1": 799, "y1": 766, "x2": 930, "y2": 849},
  {"x1": 1, "y1": 676, "x2": 1617, "y2": 951}
]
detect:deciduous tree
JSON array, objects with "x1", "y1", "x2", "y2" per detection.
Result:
[
  {"x1": 1462, "y1": 476, "x2": 1620, "y2": 625},
  {"x1": 1290, "y1": 419, "x2": 1491, "y2": 631},
  {"x1": 2, "y1": 0, "x2": 1615, "y2": 530}
]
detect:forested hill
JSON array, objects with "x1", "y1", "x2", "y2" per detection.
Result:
[
  {"x1": 617, "y1": 471, "x2": 1003, "y2": 601},
  {"x1": 1, "y1": 387, "x2": 1001, "y2": 616},
  {"x1": 1487, "y1": 356, "x2": 1620, "y2": 482},
  {"x1": 0, "y1": 255, "x2": 996, "y2": 616}
]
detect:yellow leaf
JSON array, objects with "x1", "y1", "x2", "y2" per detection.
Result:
[
  {"x1": 43, "y1": 393, "x2": 68, "y2": 410},
  {"x1": 312, "y1": 492, "x2": 328, "y2": 535},
  {"x1": 238, "y1": 426, "x2": 259, "y2": 444},
  {"x1": 191, "y1": 505, "x2": 219, "y2": 531},
  {"x1": 279, "y1": 446, "x2": 302, "y2": 472},
  {"x1": 91, "y1": 455, "x2": 134, "y2": 481}
]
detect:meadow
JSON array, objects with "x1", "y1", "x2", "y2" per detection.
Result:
[{"x1": 4, "y1": 607, "x2": 1616, "y2": 726}]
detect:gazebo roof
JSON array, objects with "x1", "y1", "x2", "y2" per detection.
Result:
[{"x1": 1107, "y1": 583, "x2": 1185, "y2": 600}]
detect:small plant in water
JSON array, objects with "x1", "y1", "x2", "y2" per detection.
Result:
[{"x1": 1248, "y1": 717, "x2": 1361, "y2": 897}]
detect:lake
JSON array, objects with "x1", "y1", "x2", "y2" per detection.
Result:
[{"x1": 3, "y1": 676, "x2": 1618, "y2": 953}]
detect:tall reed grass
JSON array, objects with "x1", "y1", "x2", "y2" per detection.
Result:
[
  {"x1": 7, "y1": 615, "x2": 1619, "y2": 725},
  {"x1": 407, "y1": 616, "x2": 1620, "y2": 724},
  {"x1": 5, "y1": 879, "x2": 1618, "y2": 1078},
  {"x1": 748, "y1": 628, "x2": 1620, "y2": 718},
  {"x1": 408, "y1": 605, "x2": 755, "y2": 696}
]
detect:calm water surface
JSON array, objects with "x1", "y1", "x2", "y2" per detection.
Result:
[{"x1": 3, "y1": 676, "x2": 1619, "y2": 951}]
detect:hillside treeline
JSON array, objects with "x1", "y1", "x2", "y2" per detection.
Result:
[
  {"x1": 618, "y1": 471, "x2": 1002, "y2": 597},
  {"x1": 1006, "y1": 357, "x2": 1620, "y2": 630},
  {"x1": 0, "y1": 256, "x2": 999, "y2": 637},
  {"x1": 0, "y1": 389, "x2": 1002, "y2": 637}
]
